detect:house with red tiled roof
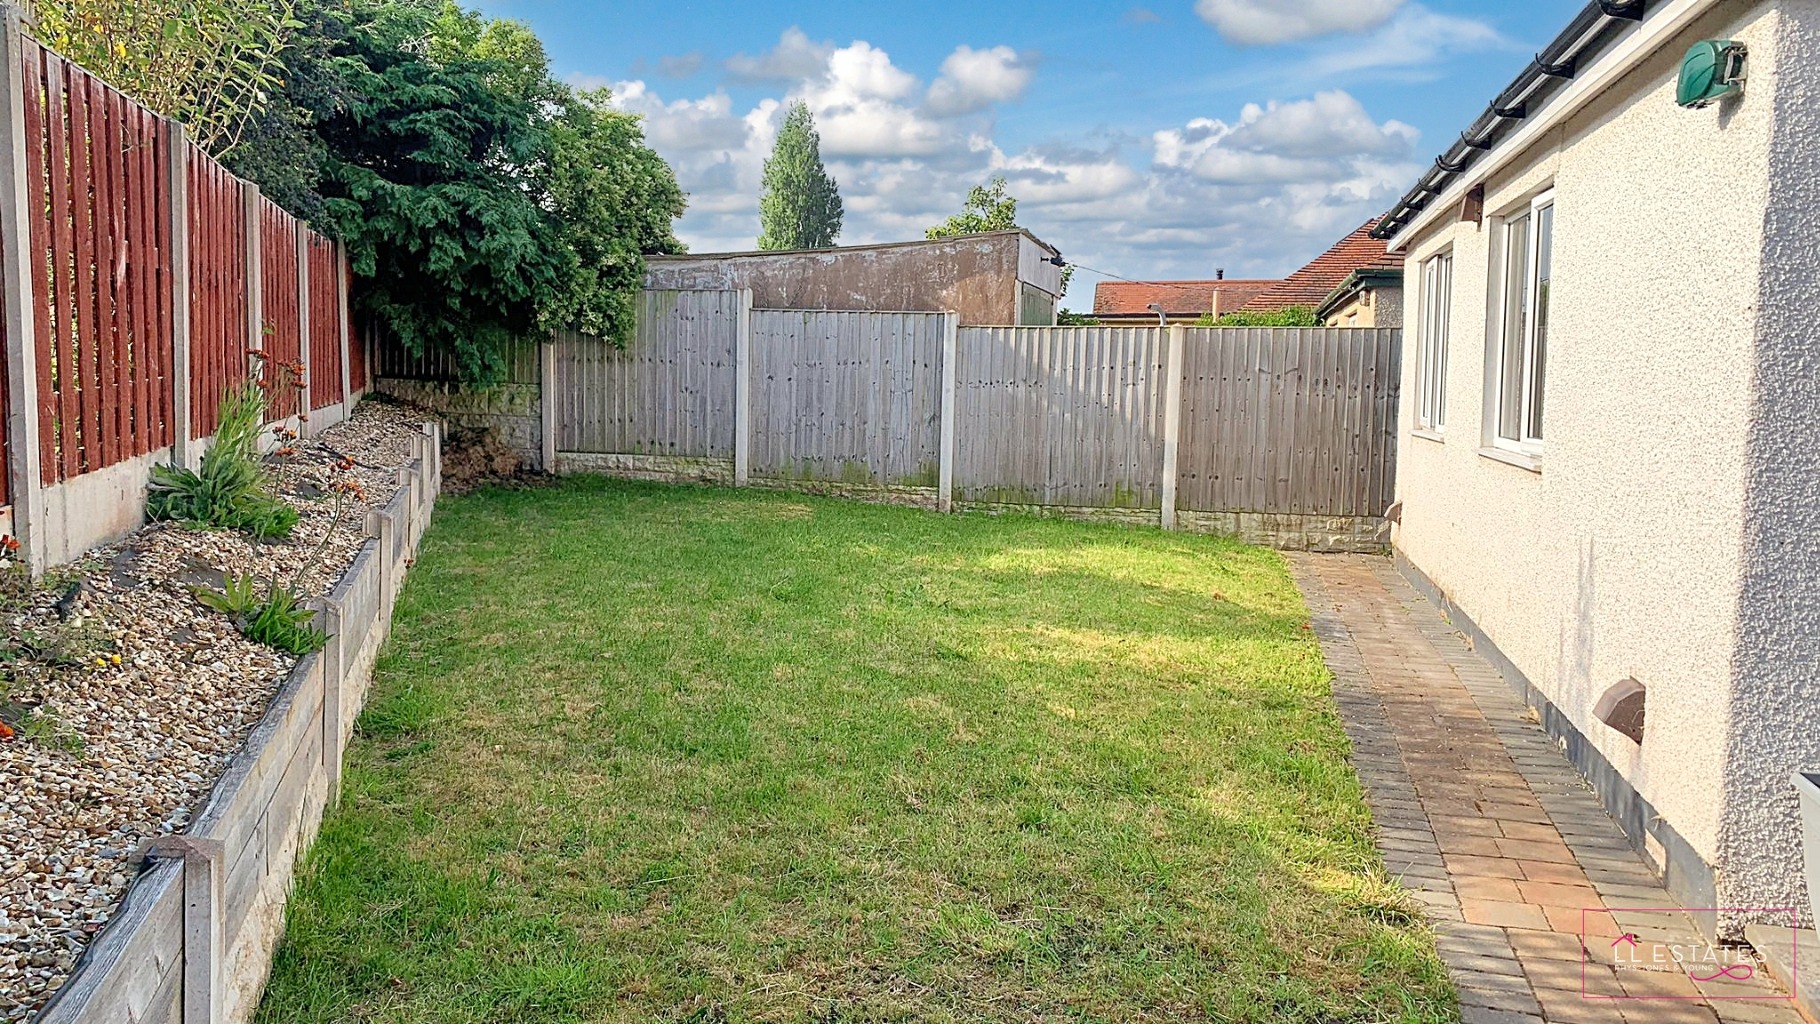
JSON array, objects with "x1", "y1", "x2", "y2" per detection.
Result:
[
  {"x1": 1091, "y1": 277, "x2": 1278, "y2": 325},
  {"x1": 1236, "y1": 220, "x2": 1404, "y2": 327},
  {"x1": 1315, "y1": 251, "x2": 1407, "y2": 328}
]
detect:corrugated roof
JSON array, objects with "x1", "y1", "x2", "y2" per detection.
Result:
[
  {"x1": 1238, "y1": 220, "x2": 1404, "y2": 312},
  {"x1": 1093, "y1": 279, "x2": 1278, "y2": 319}
]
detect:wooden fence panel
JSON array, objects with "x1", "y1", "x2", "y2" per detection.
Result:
[
  {"x1": 953, "y1": 326, "x2": 1167, "y2": 508},
  {"x1": 187, "y1": 141, "x2": 248, "y2": 437},
  {"x1": 25, "y1": 39, "x2": 174, "y2": 482},
  {"x1": 258, "y1": 197, "x2": 300, "y2": 419},
  {"x1": 305, "y1": 232, "x2": 340, "y2": 411},
  {"x1": 749, "y1": 309, "x2": 945, "y2": 486},
  {"x1": 373, "y1": 326, "x2": 539, "y2": 385},
  {"x1": 1176, "y1": 328, "x2": 1400, "y2": 517},
  {"x1": 349, "y1": 316, "x2": 369, "y2": 394},
  {"x1": 555, "y1": 289, "x2": 740, "y2": 458}
]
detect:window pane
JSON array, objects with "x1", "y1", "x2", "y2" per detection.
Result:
[
  {"x1": 1437, "y1": 255, "x2": 1451, "y2": 430},
  {"x1": 1528, "y1": 204, "x2": 1553, "y2": 441},
  {"x1": 1499, "y1": 215, "x2": 1531, "y2": 442},
  {"x1": 1416, "y1": 261, "x2": 1431, "y2": 425}
]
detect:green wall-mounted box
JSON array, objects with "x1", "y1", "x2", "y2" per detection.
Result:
[{"x1": 1677, "y1": 40, "x2": 1747, "y2": 108}]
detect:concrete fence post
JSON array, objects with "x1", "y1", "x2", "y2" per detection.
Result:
[
  {"x1": 166, "y1": 122, "x2": 194, "y2": 469},
  {"x1": 937, "y1": 312, "x2": 959, "y2": 514},
  {"x1": 1160, "y1": 324, "x2": 1186, "y2": 531},
  {"x1": 243, "y1": 185, "x2": 263, "y2": 364},
  {"x1": 295, "y1": 230, "x2": 310, "y2": 433},
  {"x1": 0, "y1": 3, "x2": 44, "y2": 571},
  {"x1": 734, "y1": 289, "x2": 752, "y2": 486},
  {"x1": 319, "y1": 597, "x2": 345, "y2": 804},
  {"x1": 146, "y1": 836, "x2": 224, "y2": 1024},
  {"x1": 540, "y1": 332, "x2": 556, "y2": 474},
  {"x1": 336, "y1": 243, "x2": 352, "y2": 413},
  {"x1": 366, "y1": 509, "x2": 396, "y2": 619}
]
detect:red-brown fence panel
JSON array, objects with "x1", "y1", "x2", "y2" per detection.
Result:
[
  {"x1": 349, "y1": 314, "x2": 369, "y2": 395},
  {"x1": 306, "y1": 231, "x2": 341, "y2": 411},
  {"x1": 188, "y1": 141, "x2": 249, "y2": 438},
  {"x1": 258, "y1": 197, "x2": 301, "y2": 420},
  {"x1": 25, "y1": 39, "x2": 175, "y2": 483},
  {"x1": 0, "y1": 272, "x2": 9, "y2": 508}
]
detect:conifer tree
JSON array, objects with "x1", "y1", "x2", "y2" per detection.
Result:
[{"x1": 758, "y1": 102, "x2": 843, "y2": 250}]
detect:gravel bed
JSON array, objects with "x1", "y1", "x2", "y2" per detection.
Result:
[{"x1": 0, "y1": 401, "x2": 426, "y2": 1022}]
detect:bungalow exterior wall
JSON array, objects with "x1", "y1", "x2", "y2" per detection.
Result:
[{"x1": 1390, "y1": 0, "x2": 1820, "y2": 937}]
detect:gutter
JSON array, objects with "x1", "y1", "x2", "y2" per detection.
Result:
[{"x1": 1374, "y1": 0, "x2": 1648, "y2": 242}]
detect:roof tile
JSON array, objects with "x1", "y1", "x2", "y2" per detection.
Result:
[
  {"x1": 1239, "y1": 220, "x2": 1403, "y2": 312},
  {"x1": 1093, "y1": 279, "x2": 1279, "y2": 318}
]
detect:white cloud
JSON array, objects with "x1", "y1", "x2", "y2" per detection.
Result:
[
  {"x1": 657, "y1": 53, "x2": 703, "y2": 78},
  {"x1": 1153, "y1": 91, "x2": 1415, "y2": 184},
  {"x1": 800, "y1": 42, "x2": 952, "y2": 158},
  {"x1": 725, "y1": 27, "x2": 834, "y2": 83},
  {"x1": 926, "y1": 45, "x2": 1036, "y2": 117},
  {"x1": 1302, "y1": 5, "x2": 1510, "y2": 79},
  {"x1": 1196, "y1": 0, "x2": 1404, "y2": 45},
  {"x1": 1224, "y1": 91, "x2": 1418, "y2": 159},
  {"x1": 617, "y1": 35, "x2": 1415, "y2": 288}
]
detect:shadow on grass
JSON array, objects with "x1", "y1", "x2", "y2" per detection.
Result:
[{"x1": 258, "y1": 477, "x2": 1456, "y2": 1024}]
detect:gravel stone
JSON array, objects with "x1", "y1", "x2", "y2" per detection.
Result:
[{"x1": 0, "y1": 402, "x2": 424, "y2": 1022}]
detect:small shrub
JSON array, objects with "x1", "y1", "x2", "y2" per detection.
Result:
[
  {"x1": 1195, "y1": 305, "x2": 1320, "y2": 328},
  {"x1": 196, "y1": 574, "x2": 329, "y2": 655},
  {"x1": 147, "y1": 382, "x2": 300, "y2": 540}
]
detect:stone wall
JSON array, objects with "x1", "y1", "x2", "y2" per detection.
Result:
[{"x1": 374, "y1": 378, "x2": 542, "y2": 468}]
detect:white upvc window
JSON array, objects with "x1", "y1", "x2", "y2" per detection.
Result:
[
  {"x1": 1415, "y1": 251, "x2": 1453, "y2": 432},
  {"x1": 1494, "y1": 190, "x2": 1553, "y2": 452}
]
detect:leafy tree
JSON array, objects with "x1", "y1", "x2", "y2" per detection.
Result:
[
  {"x1": 35, "y1": 0, "x2": 299, "y2": 157},
  {"x1": 301, "y1": 0, "x2": 563, "y2": 378},
  {"x1": 926, "y1": 176, "x2": 1018, "y2": 239},
  {"x1": 227, "y1": 0, "x2": 686, "y2": 378},
  {"x1": 757, "y1": 102, "x2": 842, "y2": 250},
  {"x1": 1195, "y1": 306, "x2": 1320, "y2": 328},
  {"x1": 928, "y1": 176, "x2": 1073, "y2": 296},
  {"x1": 542, "y1": 89, "x2": 687, "y2": 339}
]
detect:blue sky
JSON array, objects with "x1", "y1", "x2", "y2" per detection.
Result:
[{"x1": 474, "y1": 0, "x2": 1583, "y2": 306}]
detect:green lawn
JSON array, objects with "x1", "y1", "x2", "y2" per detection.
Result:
[{"x1": 259, "y1": 478, "x2": 1453, "y2": 1023}]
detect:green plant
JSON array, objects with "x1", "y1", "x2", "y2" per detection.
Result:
[
  {"x1": 33, "y1": 0, "x2": 301, "y2": 159},
  {"x1": 1196, "y1": 305, "x2": 1321, "y2": 328},
  {"x1": 196, "y1": 574, "x2": 329, "y2": 655},
  {"x1": 758, "y1": 101, "x2": 843, "y2": 251},
  {"x1": 232, "y1": 0, "x2": 688, "y2": 380},
  {"x1": 147, "y1": 383, "x2": 300, "y2": 540},
  {"x1": 927, "y1": 176, "x2": 1018, "y2": 240}
]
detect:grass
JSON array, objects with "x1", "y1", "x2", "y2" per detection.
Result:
[{"x1": 258, "y1": 478, "x2": 1454, "y2": 1023}]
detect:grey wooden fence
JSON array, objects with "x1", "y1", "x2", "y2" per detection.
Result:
[
  {"x1": 554, "y1": 289, "x2": 743, "y2": 459},
  {"x1": 751, "y1": 309, "x2": 947, "y2": 487},
  {"x1": 955, "y1": 326, "x2": 1170, "y2": 509},
  {"x1": 531, "y1": 290, "x2": 1401, "y2": 549}
]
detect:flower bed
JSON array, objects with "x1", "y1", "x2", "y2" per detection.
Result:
[{"x1": 0, "y1": 401, "x2": 427, "y2": 1022}]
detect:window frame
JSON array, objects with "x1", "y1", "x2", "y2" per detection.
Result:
[
  {"x1": 1415, "y1": 250, "x2": 1453, "y2": 433},
  {"x1": 1492, "y1": 189, "x2": 1553, "y2": 454}
]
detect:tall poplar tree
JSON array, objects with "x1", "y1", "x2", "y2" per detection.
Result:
[{"x1": 757, "y1": 102, "x2": 843, "y2": 251}]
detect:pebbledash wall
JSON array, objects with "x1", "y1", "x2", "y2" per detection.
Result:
[
  {"x1": 35, "y1": 424, "x2": 443, "y2": 1024},
  {"x1": 1387, "y1": 0, "x2": 1820, "y2": 940}
]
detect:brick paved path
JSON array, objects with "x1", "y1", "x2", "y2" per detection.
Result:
[{"x1": 1290, "y1": 555, "x2": 1802, "y2": 1024}]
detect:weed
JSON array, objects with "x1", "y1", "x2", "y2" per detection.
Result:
[
  {"x1": 147, "y1": 382, "x2": 299, "y2": 540},
  {"x1": 195, "y1": 574, "x2": 328, "y2": 656}
]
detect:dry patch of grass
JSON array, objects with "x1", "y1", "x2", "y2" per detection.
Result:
[{"x1": 259, "y1": 478, "x2": 1454, "y2": 1023}]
